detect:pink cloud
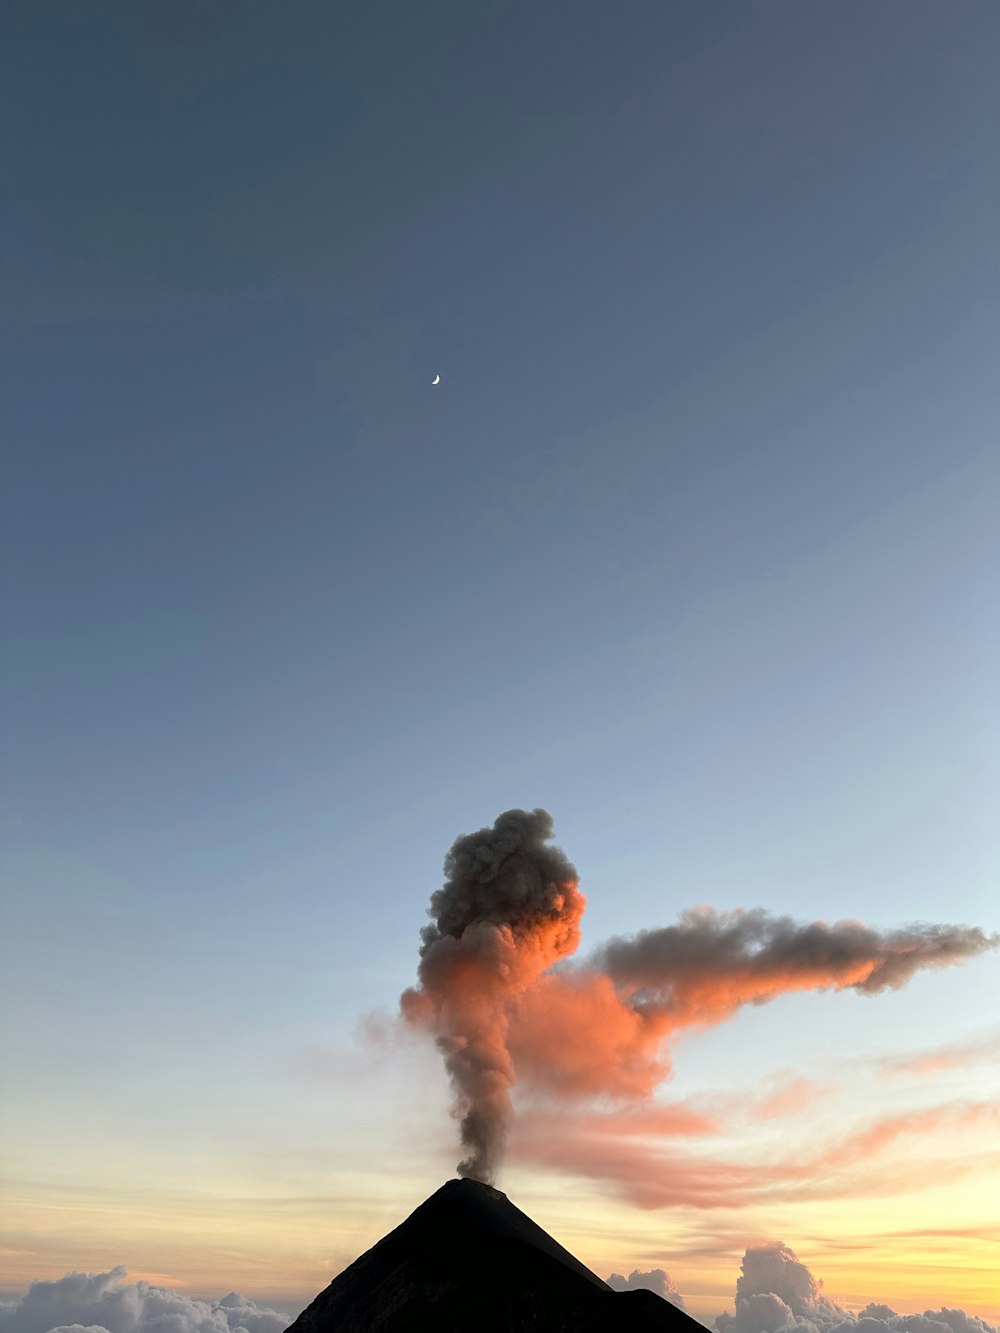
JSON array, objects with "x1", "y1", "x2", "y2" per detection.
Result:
[
  {"x1": 508, "y1": 1100, "x2": 1000, "y2": 1211},
  {"x1": 749, "y1": 1073, "x2": 833, "y2": 1121},
  {"x1": 879, "y1": 1033, "x2": 1000, "y2": 1079}
]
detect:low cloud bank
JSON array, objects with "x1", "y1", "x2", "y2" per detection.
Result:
[
  {"x1": 608, "y1": 1267, "x2": 687, "y2": 1308},
  {"x1": 715, "y1": 1244, "x2": 997, "y2": 1333},
  {"x1": 4, "y1": 1248, "x2": 996, "y2": 1333},
  {"x1": 0, "y1": 1268, "x2": 291, "y2": 1333}
]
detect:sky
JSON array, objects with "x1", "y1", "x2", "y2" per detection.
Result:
[{"x1": 1, "y1": 0, "x2": 998, "y2": 1327}]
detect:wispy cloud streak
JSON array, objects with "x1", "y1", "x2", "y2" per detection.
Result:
[{"x1": 510, "y1": 1100, "x2": 1000, "y2": 1210}]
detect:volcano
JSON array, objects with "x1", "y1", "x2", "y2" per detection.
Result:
[{"x1": 288, "y1": 1177, "x2": 699, "y2": 1331}]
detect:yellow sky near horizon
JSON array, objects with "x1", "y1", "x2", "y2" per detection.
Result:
[
  {"x1": 5, "y1": 957, "x2": 997, "y2": 1324},
  {"x1": 4, "y1": 1147, "x2": 998, "y2": 1324}
]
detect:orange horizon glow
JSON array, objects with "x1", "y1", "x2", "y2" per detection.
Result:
[{"x1": 4, "y1": 1191, "x2": 998, "y2": 1326}]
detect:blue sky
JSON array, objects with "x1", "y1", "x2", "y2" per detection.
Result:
[{"x1": 2, "y1": 0, "x2": 998, "y2": 1320}]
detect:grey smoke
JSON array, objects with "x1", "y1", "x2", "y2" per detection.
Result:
[
  {"x1": 594, "y1": 908, "x2": 997, "y2": 1003},
  {"x1": 607, "y1": 1269, "x2": 687, "y2": 1309},
  {"x1": 402, "y1": 808, "x2": 584, "y2": 1184},
  {"x1": 0, "y1": 1269, "x2": 291, "y2": 1333},
  {"x1": 715, "y1": 1244, "x2": 997, "y2": 1333},
  {"x1": 419, "y1": 808, "x2": 580, "y2": 951}
]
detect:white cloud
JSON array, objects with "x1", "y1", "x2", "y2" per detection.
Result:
[
  {"x1": 607, "y1": 1267, "x2": 687, "y2": 1309},
  {"x1": 715, "y1": 1244, "x2": 997, "y2": 1333},
  {"x1": 0, "y1": 1269, "x2": 291, "y2": 1333}
]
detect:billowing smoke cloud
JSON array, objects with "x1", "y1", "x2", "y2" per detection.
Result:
[
  {"x1": 607, "y1": 1268, "x2": 687, "y2": 1309},
  {"x1": 506, "y1": 907, "x2": 995, "y2": 1102},
  {"x1": 0, "y1": 1268, "x2": 291, "y2": 1333},
  {"x1": 399, "y1": 808, "x2": 584, "y2": 1182},
  {"x1": 595, "y1": 908, "x2": 994, "y2": 1000},
  {"x1": 402, "y1": 810, "x2": 996, "y2": 1180},
  {"x1": 715, "y1": 1244, "x2": 997, "y2": 1333}
]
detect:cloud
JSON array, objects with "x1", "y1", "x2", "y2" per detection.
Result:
[
  {"x1": 877, "y1": 1032, "x2": 1000, "y2": 1079},
  {"x1": 516, "y1": 1101, "x2": 718, "y2": 1142},
  {"x1": 0, "y1": 1268, "x2": 291, "y2": 1333},
  {"x1": 8, "y1": 1251, "x2": 996, "y2": 1333},
  {"x1": 45, "y1": 1326, "x2": 110, "y2": 1333},
  {"x1": 509, "y1": 1100, "x2": 1000, "y2": 1210},
  {"x1": 749, "y1": 1074, "x2": 833, "y2": 1121},
  {"x1": 608, "y1": 1268, "x2": 687, "y2": 1309},
  {"x1": 814, "y1": 1101, "x2": 1000, "y2": 1171},
  {"x1": 510, "y1": 1116, "x2": 779, "y2": 1209},
  {"x1": 715, "y1": 1244, "x2": 998, "y2": 1333}
]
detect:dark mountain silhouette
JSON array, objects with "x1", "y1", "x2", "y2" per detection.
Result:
[{"x1": 288, "y1": 1177, "x2": 702, "y2": 1331}]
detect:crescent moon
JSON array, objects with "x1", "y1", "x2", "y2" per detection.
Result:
[{"x1": 431, "y1": 374, "x2": 441, "y2": 385}]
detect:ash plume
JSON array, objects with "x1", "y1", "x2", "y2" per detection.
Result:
[
  {"x1": 594, "y1": 909, "x2": 996, "y2": 1001},
  {"x1": 402, "y1": 810, "x2": 996, "y2": 1181},
  {"x1": 400, "y1": 808, "x2": 583, "y2": 1182},
  {"x1": 507, "y1": 908, "x2": 996, "y2": 1108}
]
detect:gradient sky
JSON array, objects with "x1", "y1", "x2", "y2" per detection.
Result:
[{"x1": 2, "y1": 1, "x2": 998, "y2": 1324}]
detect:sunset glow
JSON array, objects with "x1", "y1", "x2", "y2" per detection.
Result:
[{"x1": 3, "y1": 2, "x2": 997, "y2": 1330}]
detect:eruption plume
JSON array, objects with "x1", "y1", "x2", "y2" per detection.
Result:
[
  {"x1": 400, "y1": 808, "x2": 583, "y2": 1182},
  {"x1": 402, "y1": 810, "x2": 996, "y2": 1182}
]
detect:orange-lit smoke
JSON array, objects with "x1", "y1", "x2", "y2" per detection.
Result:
[
  {"x1": 503, "y1": 906, "x2": 996, "y2": 1106},
  {"x1": 402, "y1": 811, "x2": 997, "y2": 1182},
  {"x1": 400, "y1": 808, "x2": 584, "y2": 1182}
]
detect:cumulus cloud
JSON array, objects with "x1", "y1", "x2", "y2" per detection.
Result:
[
  {"x1": 7, "y1": 1253, "x2": 997, "y2": 1333},
  {"x1": 715, "y1": 1244, "x2": 997, "y2": 1333},
  {"x1": 0, "y1": 1268, "x2": 291, "y2": 1333},
  {"x1": 607, "y1": 1268, "x2": 687, "y2": 1309}
]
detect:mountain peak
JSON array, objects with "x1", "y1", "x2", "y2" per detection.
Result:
[{"x1": 288, "y1": 1177, "x2": 700, "y2": 1331}]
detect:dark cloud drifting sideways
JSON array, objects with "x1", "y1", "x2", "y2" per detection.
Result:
[
  {"x1": 0, "y1": 1268, "x2": 291, "y2": 1333},
  {"x1": 714, "y1": 1244, "x2": 997, "y2": 1333}
]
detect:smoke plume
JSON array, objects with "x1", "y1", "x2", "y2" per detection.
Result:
[
  {"x1": 400, "y1": 808, "x2": 584, "y2": 1182},
  {"x1": 402, "y1": 810, "x2": 996, "y2": 1181}
]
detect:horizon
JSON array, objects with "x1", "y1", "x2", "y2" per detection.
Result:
[
  {"x1": 1, "y1": 1173, "x2": 997, "y2": 1326},
  {"x1": 2, "y1": 1, "x2": 997, "y2": 1329}
]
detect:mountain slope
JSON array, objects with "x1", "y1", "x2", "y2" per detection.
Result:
[{"x1": 289, "y1": 1178, "x2": 700, "y2": 1331}]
